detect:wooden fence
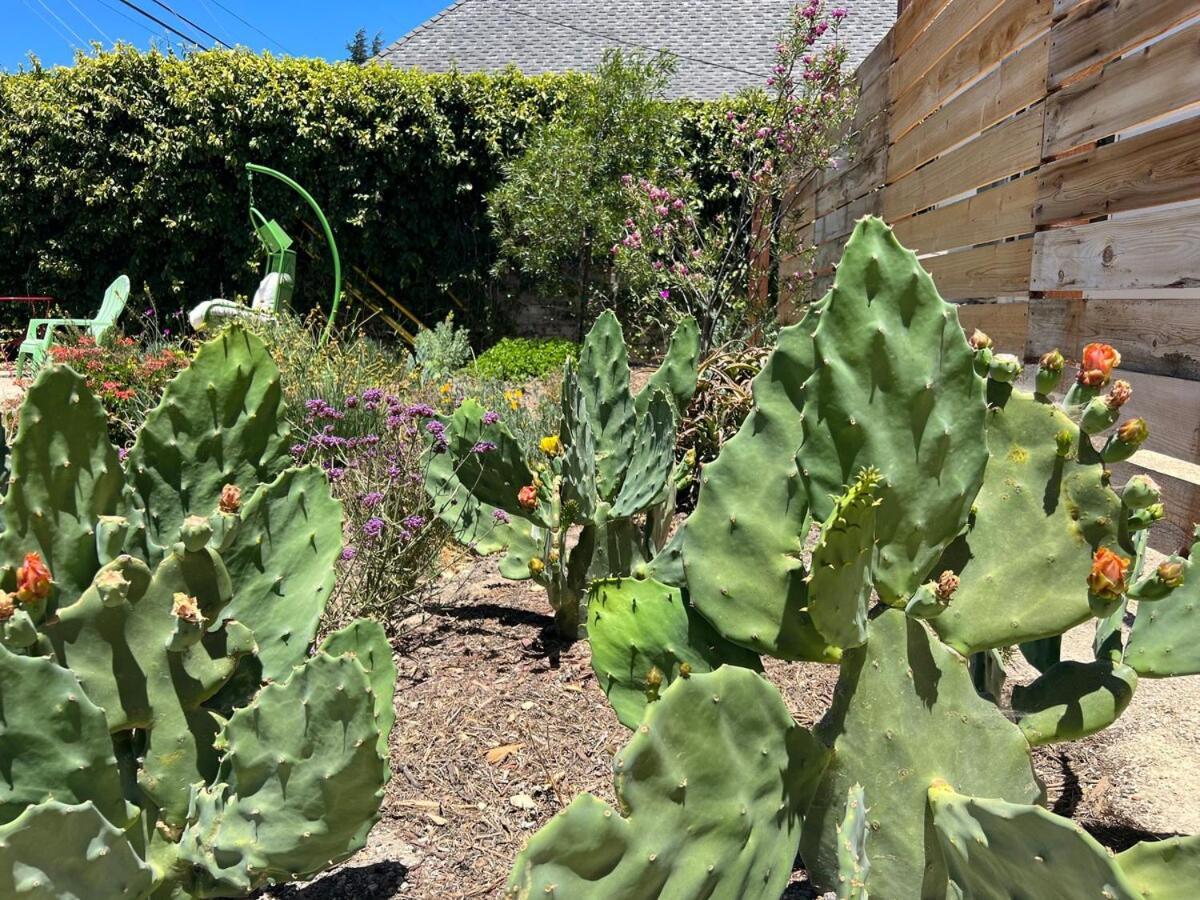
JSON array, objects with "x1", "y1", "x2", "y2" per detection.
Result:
[{"x1": 787, "y1": 0, "x2": 1200, "y2": 551}]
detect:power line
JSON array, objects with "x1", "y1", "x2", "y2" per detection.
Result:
[
  {"x1": 493, "y1": 5, "x2": 766, "y2": 80},
  {"x1": 206, "y1": 0, "x2": 292, "y2": 54},
  {"x1": 146, "y1": 0, "x2": 233, "y2": 48},
  {"x1": 196, "y1": 0, "x2": 235, "y2": 45},
  {"x1": 110, "y1": 0, "x2": 209, "y2": 49},
  {"x1": 94, "y1": 0, "x2": 164, "y2": 38},
  {"x1": 19, "y1": 0, "x2": 78, "y2": 52},
  {"x1": 63, "y1": 0, "x2": 113, "y2": 43},
  {"x1": 35, "y1": 0, "x2": 88, "y2": 46}
]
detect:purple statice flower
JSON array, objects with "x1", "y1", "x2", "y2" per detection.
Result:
[
  {"x1": 407, "y1": 403, "x2": 437, "y2": 419},
  {"x1": 482, "y1": 410, "x2": 500, "y2": 425},
  {"x1": 362, "y1": 388, "x2": 384, "y2": 403},
  {"x1": 425, "y1": 420, "x2": 446, "y2": 438},
  {"x1": 471, "y1": 440, "x2": 497, "y2": 454},
  {"x1": 345, "y1": 395, "x2": 359, "y2": 409},
  {"x1": 387, "y1": 465, "x2": 403, "y2": 479},
  {"x1": 340, "y1": 546, "x2": 358, "y2": 561},
  {"x1": 493, "y1": 509, "x2": 511, "y2": 524},
  {"x1": 362, "y1": 517, "x2": 386, "y2": 538},
  {"x1": 289, "y1": 442, "x2": 308, "y2": 460},
  {"x1": 402, "y1": 515, "x2": 426, "y2": 531},
  {"x1": 118, "y1": 447, "x2": 129, "y2": 462},
  {"x1": 361, "y1": 491, "x2": 385, "y2": 508},
  {"x1": 386, "y1": 414, "x2": 404, "y2": 430},
  {"x1": 305, "y1": 398, "x2": 325, "y2": 414}
]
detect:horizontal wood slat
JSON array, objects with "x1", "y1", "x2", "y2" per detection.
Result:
[
  {"x1": 884, "y1": 105, "x2": 1045, "y2": 221},
  {"x1": 1031, "y1": 204, "x2": 1200, "y2": 292},
  {"x1": 894, "y1": 0, "x2": 957, "y2": 58},
  {"x1": 889, "y1": 35, "x2": 1049, "y2": 181},
  {"x1": 1028, "y1": 296, "x2": 1200, "y2": 381},
  {"x1": 1048, "y1": 0, "x2": 1198, "y2": 89},
  {"x1": 893, "y1": 175, "x2": 1037, "y2": 254},
  {"x1": 890, "y1": 0, "x2": 1051, "y2": 139},
  {"x1": 1043, "y1": 20, "x2": 1200, "y2": 156},
  {"x1": 919, "y1": 238, "x2": 1034, "y2": 299},
  {"x1": 1112, "y1": 460, "x2": 1200, "y2": 553},
  {"x1": 953, "y1": 299, "x2": 1031, "y2": 351},
  {"x1": 1036, "y1": 115, "x2": 1200, "y2": 224}
]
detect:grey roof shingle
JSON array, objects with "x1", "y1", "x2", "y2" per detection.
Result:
[{"x1": 376, "y1": 0, "x2": 896, "y2": 100}]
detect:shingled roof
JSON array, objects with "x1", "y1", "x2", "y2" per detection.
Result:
[{"x1": 376, "y1": 0, "x2": 897, "y2": 100}]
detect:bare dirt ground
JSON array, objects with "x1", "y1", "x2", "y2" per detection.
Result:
[{"x1": 258, "y1": 547, "x2": 1200, "y2": 899}]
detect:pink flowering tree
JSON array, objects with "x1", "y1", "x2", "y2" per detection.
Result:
[{"x1": 612, "y1": 2, "x2": 856, "y2": 348}]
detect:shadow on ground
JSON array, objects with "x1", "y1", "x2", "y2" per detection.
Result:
[{"x1": 255, "y1": 862, "x2": 408, "y2": 899}]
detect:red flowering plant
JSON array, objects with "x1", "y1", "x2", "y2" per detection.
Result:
[
  {"x1": 48, "y1": 333, "x2": 189, "y2": 446},
  {"x1": 613, "y1": 1, "x2": 856, "y2": 348}
]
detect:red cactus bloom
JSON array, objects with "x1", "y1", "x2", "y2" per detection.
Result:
[
  {"x1": 1105, "y1": 380, "x2": 1132, "y2": 409},
  {"x1": 517, "y1": 485, "x2": 538, "y2": 510},
  {"x1": 15, "y1": 552, "x2": 51, "y2": 605},
  {"x1": 219, "y1": 484, "x2": 242, "y2": 515},
  {"x1": 1078, "y1": 343, "x2": 1121, "y2": 387},
  {"x1": 1088, "y1": 548, "x2": 1130, "y2": 600}
]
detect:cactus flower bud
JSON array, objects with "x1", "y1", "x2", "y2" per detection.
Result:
[
  {"x1": 539, "y1": 435, "x2": 562, "y2": 457},
  {"x1": 988, "y1": 353, "x2": 1022, "y2": 384},
  {"x1": 1102, "y1": 418, "x2": 1149, "y2": 463},
  {"x1": 1122, "y1": 474, "x2": 1161, "y2": 510},
  {"x1": 968, "y1": 329, "x2": 993, "y2": 351},
  {"x1": 645, "y1": 666, "x2": 664, "y2": 689},
  {"x1": 678, "y1": 662, "x2": 692, "y2": 678},
  {"x1": 1088, "y1": 548, "x2": 1130, "y2": 600},
  {"x1": 0, "y1": 592, "x2": 14, "y2": 622},
  {"x1": 528, "y1": 557, "x2": 545, "y2": 575},
  {"x1": 1118, "y1": 417, "x2": 1148, "y2": 445},
  {"x1": 935, "y1": 570, "x2": 959, "y2": 603},
  {"x1": 15, "y1": 553, "x2": 51, "y2": 606},
  {"x1": 1055, "y1": 429, "x2": 1074, "y2": 458},
  {"x1": 1036, "y1": 349, "x2": 1066, "y2": 395},
  {"x1": 168, "y1": 592, "x2": 206, "y2": 652},
  {"x1": 1105, "y1": 380, "x2": 1132, "y2": 409},
  {"x1": 1077, "y1": 343, "x2": 1121, "y2": 387},
  {"x1": 547, "y1": 549, "x2": 560, "y2": 565},
  {"x1": 518, "y1": 485, "x2": 538, "y2": 510},
  {"x1": 95, "y1": 568, "x2": 131, "y2": 608},
  {"x1": 1157, "y1": 561, "x2": 1185, "y2": 589},
  {"x1": 1080, "y1": 396, "x2": 1119, "y2": 435},
  {"x1": 218, "y1": 483, "x2": 242, "y2": 515},
  {"x1": 180, "y1": 515, "x2": 214, "y2": 552}
]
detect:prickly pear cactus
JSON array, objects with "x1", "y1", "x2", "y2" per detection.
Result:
[
  {"x1": 1011, "y1": 659, "x2": 1137, "y2": 746},
  {"x1": 586, "y1": 576, "x2": 760, "y2": 728},
  {"x1": 506, "y1": 666, "x2": 830, "y2": 899},
  {"x1": 836, "y1": 784, "x2": 870, "y2": 900},
  {"x1": 796, "y1": 217, "x2": 988, "y2": 605},
  {"x1": 1124, "y1": 527, "x2": 1198, "y2": 677},
  {"x1": 800, "y1": 611, "x2": 1040, "y2": 898}
]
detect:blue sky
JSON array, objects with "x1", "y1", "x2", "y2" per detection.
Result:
[{"x1": 4, "y1": 0, "x2": 449, "y2": 70}]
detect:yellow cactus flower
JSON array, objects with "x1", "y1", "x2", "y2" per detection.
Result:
[
  {"x1": 528, "y1": 558, "x2": 546, "y2": 575},
  {"x1": 540, "y1": 435, "x2": 562, "y2": 457}
]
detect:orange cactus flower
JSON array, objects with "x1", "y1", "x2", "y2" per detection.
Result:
[
  {"x1": 1078, "y1": 343, "x2": 1122, "y2": 387},
  {"x1": 1088, "y1": 548, "x2": 1130, "y2": 600},
  {"x1": 218, "y1": 484, "x2": 242, "y2": 515},
  {"x1": 15, "y1": 552, "x2": 51, "y2": 605},
  {"x1": 0, "y1": 592, "x2": 14, "y2": 622},
  {"x1": 1117, "y1": 417, "x2": 1149, "y2": 446},
  {"x1": 171, "y1": 592, "x2": 205, "y2": 625},
  {"x1": 517, "y1": 485, "x2": 538, "y2": 510}
]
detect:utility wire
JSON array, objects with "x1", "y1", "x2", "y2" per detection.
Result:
[
  {"x1": 146, "y1": 0, "x2": 233, "y2": 48},
  {"x1": 206, "y1": 0, "x2": 292, "y2": 54},
  {"x1": 20, "y1": 0, "x2": 77, "y2": 52},
  {"x1": 493, "y1": 4, "x2": 766, "y2": 79},
  {"x1": 94, "y1": 0, "x2": 163, "y2": 38},
  {"x1": 110, "y1": 0, "x2": 209, "y2": 49},
  {"x1": 196, "y1": 0, "x2": 235, "y2": 45},
  {"x1": 64, "y1": 0, "x2": 114, "y2": 43},
  {"x1": 35, "y1": 0, "x2": 88, "y2": 46}
]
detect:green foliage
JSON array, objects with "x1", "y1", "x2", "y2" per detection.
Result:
[
  {"x1": 0, "y1": 325, "x2": 392, "y2": 897},
  {"x1": 413, "y1": 313, "x2": 473, "y2": 382},
  {"x1": 470, "y1": 337, "x2": 580, "y2": 382}
]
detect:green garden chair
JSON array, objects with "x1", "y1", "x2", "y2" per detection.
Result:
[
  {"x1": 189, "y1": 212, "x2": 296, "y2": 332},
  {"x1": 15, "y1": 275, "x2": 130, "y2": 378}
]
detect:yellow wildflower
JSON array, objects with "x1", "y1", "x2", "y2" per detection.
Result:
[{"x1": 540, "y1": 435, "x2": 562, "y2": 457}]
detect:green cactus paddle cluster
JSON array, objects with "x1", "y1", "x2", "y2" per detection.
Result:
[
  {"x1": 0, "y1": 326, "x2": 393, "y2": 898},
  {"x1": 426, "y1": 312, "x2": 700, "y2": 636},
  {"x1": 507, "y1": 217, "x2": 1199, "y2": 899}
]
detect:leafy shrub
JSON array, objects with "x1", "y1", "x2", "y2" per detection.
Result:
[
  {"x1": 413, "y1": 313, "x2": 473, "y2": 382},
  {"x1": 46, "y1": 333, "x2": 190, "y2": 446},
  {"x1": 471, "y1": 337, "x2": 579, "y2": 382}
]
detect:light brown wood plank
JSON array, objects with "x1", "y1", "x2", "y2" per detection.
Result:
[
  {"x1": 891, "y1": 0, "x2": 1006, "y2": 105},
  {"x1": 1111, "y1": 460, "x2": 1200, "y2": 553},
  {"x1": 953, "y1": 299, "x2": 1031, "y2": 352},
  {"x1": 1044, "y1": 21, "x2": 1200, "y2": 156},
  {"x1": 1037, "y1": 116, "x2": 1200, "y2": 224},
  {"x1": 919, "y1": 238, "x2": 1035, "y2": 299},
  {"x1": 816, "y1": 147, "x2": 888, "y2": 217},
  {"x1": 885, "y1": 105, "x2": 1045, "y2": 221},
  {"x1": 857, "y1": 30, "x2": 895, "y2": 95},
  {"x1": 1048, "y1": 0, "x2": 1198, "y2": 89},
  {"x1": 1053, "y1": 0, "x2": 1088, "y2": 18},
  {"x1": 1027, "y1": 296, "x2": 1200, "y2": 380},
  {"x1": 891, "y1": 0, "x2": 1051, "y2": 139},
  {"x1": 892, "y1": 175, "x2": 1037, "y2": 254},
  {"x1": 1031, "y1": 204, "x2": 1200, "y2": 292},
  {"x1": 889, "y1": 35, "x2": 1049, "y2": 181},
  {"x1": 815, "y1": 191, "x2": 883, "y2": 247},
  {"x1": 894, "y1": 0, "x2": 956, "y2": 58}
]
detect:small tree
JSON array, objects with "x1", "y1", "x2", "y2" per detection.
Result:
[
  {"x1": 613, "y1": 2, "x2": 856, "y2": 348},
  {"x1": 487, "y1": 49, "x2": 678, "y2": 339},
  {"x1": 346, "y1": 28, "x2": 384, "y2": 64}
]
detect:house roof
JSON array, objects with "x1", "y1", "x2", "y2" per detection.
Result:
[{"x1": 376, "y1": 0, "x2": 897, "y2": 100}]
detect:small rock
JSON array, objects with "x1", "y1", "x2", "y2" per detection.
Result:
[
  {"x1": 510, "y1": 793, "x2": 537, "y2": 811},
  {"x1": 427, "y1": 813, "x2": 447, "y2": 826}
]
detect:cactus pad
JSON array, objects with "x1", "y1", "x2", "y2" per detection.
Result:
[
  {"x1": 928, "y1": 783, "x2": 1141, "y2": 899},
  {"x1": 800, "y1": 610, "x2": 1040, "y2": 898},
  {"x1": 0, "y1": 801, "x2": 153, "y2": 899},
  {"x1": 576, "y1": 311, "x2": 637, "y2": 501},
  {"x1": 1125, "y1": 531, "x2": 1199, "y2": 677},
  {"x1": 797, "y1": 217, "x2": 988, "y2": 604},
  {"x1": 610, "y1": 390, "x2": 676, "y2": 519},
  {"x1": 586, "y1": 577, "x2": 761, "y2": 728},
  {"x1": 634, "y1": 315, "x2": 700, "y2": 417},
  {"x1": 506, "y1": 666, "x2": 830, "y2": 899},
  {"x1": 1117, "y1": 834, "x2": 1200, "y2": 900},
  {"x1": 931, "y1": 390, "x2": 1122, "y2": 655},
  {"x1": 836, "y1": 784, "x2": 870, "y2": 900},
  {"x1": 1012, "y1": 659, "x2": 1137, "y2": 746}
]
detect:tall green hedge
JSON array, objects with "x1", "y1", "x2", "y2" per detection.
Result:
[{"x1": 0, "y1": 48, "x2": 757, "y2": 335}]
